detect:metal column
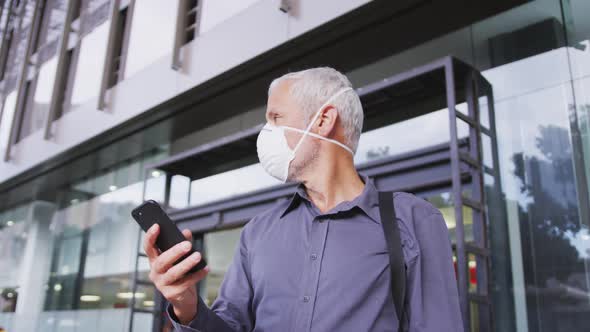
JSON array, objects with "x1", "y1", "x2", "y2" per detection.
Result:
[{"x1": 445, "y1": 58, "x2": 499, "y2": 332}]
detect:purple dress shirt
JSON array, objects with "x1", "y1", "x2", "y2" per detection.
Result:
[{"x1": 166, "y1": 173, "x2": 463, "y2": 331}]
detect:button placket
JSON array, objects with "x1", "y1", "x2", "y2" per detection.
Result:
[
  {"x1": 293, "y1": 214, "x2": 323, "y2": 331},
  {"x1": 295, "y1": 215, "x2": 329, "y2": 332},
  {"x1": 304, "y1": 215, "x2": 331, "y2": 332}
]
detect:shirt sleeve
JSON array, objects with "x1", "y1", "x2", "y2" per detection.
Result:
[
  {"x1": 166, "y1": 225, "x2": 255, "y2": 332},
  {"x1": 406, "y1": 210, "x2": 464, "y2": 332}
]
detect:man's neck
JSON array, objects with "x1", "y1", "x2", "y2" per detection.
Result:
[{"x1": 300, "y1": 157, "x2": 365, "y2": 214}]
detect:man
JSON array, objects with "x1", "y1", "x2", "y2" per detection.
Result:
[{"x1": 145, "y1": 67, "x2": 463, "y2": 331}]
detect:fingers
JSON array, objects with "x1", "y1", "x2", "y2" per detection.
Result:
[
  {"x1": 152, "y1": 240, "x2": 193, "y2": 274},
  {"x1": 162, "y1": 251, "x2": 205, "y2": 285},
  {"x1": 172, "y1": 265, "x2": 210, "y2": 289},
  {"x1": 144, "y1": 224, "x2": 160, "y2": 260},
  {"x1": 182, "y1": 229, "x2": 192, "y2": 241},
  {"x1": 158, "y1": 266, "x2": 210, "y2": 304}
]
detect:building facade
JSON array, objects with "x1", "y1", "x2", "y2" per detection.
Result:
[{"x1": 0, "y1": 0, "x2": 588, "y2": 331}]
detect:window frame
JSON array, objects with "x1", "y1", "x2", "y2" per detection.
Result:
[
  {"x1": 3, "y1": 0, "x2": 44, "y2": 161},
  {"x1": 96, "y1": 0, "x2": 133, "y2": 110}
]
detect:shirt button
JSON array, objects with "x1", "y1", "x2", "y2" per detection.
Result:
[
  {"x1": 310, "y1": 254, "x2": 317, "y2": 260},
  {"x1": 303, "y1": 295, "x2": 310, "y2": 302}
]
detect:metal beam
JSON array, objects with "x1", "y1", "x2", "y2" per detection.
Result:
[{"x1": 445, "y1": 57, "x2": 470, "y2": 331}]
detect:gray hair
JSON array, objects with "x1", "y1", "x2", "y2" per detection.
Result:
[{"x1": 268, "y1": 67, "x2": 364, "y2": 153}]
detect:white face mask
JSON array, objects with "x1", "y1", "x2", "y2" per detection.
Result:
[{"x1": 256, "y1": 87, "x2": 355, "y2": 183}]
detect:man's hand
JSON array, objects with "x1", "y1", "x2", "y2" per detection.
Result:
[{"x1": 144, "y1": 224, "x2": 210, "y2": 324}]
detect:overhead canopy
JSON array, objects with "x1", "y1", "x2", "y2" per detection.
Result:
[
  {"x1": 145, "y1": 57, "x2": 479, "y2": 182},
  {"x1": 145, "y1": 124, "x2": 262, "y2": 180}
]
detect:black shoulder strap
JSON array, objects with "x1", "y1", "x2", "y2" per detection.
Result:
[{"x1": 378, "y1": 191, "x2": 406, "y2": 331}]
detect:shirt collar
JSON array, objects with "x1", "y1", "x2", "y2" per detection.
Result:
[{"x1": 279, "y1": 173, "x2": 381, "y2": 223}]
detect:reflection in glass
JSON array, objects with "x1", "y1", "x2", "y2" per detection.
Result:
[
  {"x1": 573, "y1": 78, "x2": 590, "y2": 207},
  {"x1": 145, "y1": 172, "x2": 166, "y2": 204},
  {"x1": 425, "y1": 191, "x2": 473, "y2": 245},
  {"x1": 492, "y1": 78, "x2": 590, "y2": 330},
  {"x1": 43, "y1": 180, "x2": 145, "y2": 313},
  {"x1": 124, "y1": 0, "x2": 178, "y2": 79},
  {"x1": 0, "y1": 1, "x2": 10, "y2": 31},
  {"x1": 0, "y1": 287, "x2": 18, "y2": 313},
  {"x1": 56, "y1": 236, "x2": 83, "y2": 276},
  {"x1": 201, "y1": 228, "x2": 242, "y2": 306},
  {"x1": 44, "y1": 274, "x2": 78, "y2": 311},
  {"x1": 0, "y1": 204, "x2": 30, "y2": 313},
  {"x1": 19, "y1": 57, "x2": 58, "y2": 141},
  {"x1": 469, "y1": 4, "x2": 590, "y2": 328},
  {"x1": 8, "y1": 2, "x2": 36, "y2": 74},
  {"x1": 170, "y1": 175, "x2": 190, "y2": 209},
  {"x1": 79, "y1": 272, "x2": 153, "y2": 310},
  {"x1": 41, "y1": 151, "x2": 151, "y2": 313},
  {"x1": 354, "y1": 106, "x2": 469, "y2": 165},
  {"x1": 84, "y1": 183, "x2": 143, "y2": 278},
  {"x1": 69, "y1": 22, "x2": 109, "y2": 108},
  {"x1": 190, "y1": 163, "x2": 281, "y2": 207},
  {"x1": 565, "y1": 0, "x2": 590, "y2": 80},
  {"x1": 36, "y1": 0, "x2": 68, "y2": 49}
]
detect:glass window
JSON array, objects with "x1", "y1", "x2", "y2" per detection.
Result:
[
  {"x1": 123, "y1": 0, "x2": 178, "y2": 79},
  {"x1": 200, "y1": 227, "x2": 242, "y2": 306},
  {"x1": 0, "y1": 2, "x2": 13, "y2": 79},
  {"x1": 471, "y1": 2, "x2": 589, "y2": 329},
  {"x1": 354, "y1": 106, "x2": 470, "y2": 166},
  {"x1": 169, "y1": 175, "x2": 190, "y2": 209},
  {"x1": 567, "y1": 0, "x2": 590, "y2": 210},
  {"x1": 492, "y1": 82, "x2": 588, "y2": 331},
  {"x1": 13, "y1": 2, "x2": 36, "y2": 64},
  {"x1": 83, "y1": 182, "x2": 143, "y2": 278},
  {"x1": 0, "y1": 204, "x2": 30, "y2": 313},
  {"x1": 572, "y1": 78, "x2": 590, "y2": 210},
  {"x1": 84, "y1": 0, "x2": 111, "y2": 14},
  {"x1": 0, "y1": 287, "x2": 18, "y2": 313},
  {"x1": 0, "y1": 312, "x2": 15, "y2": 331},
  {"x1": 36, "y1": 0, "x2": 68, "y2": 50},
  {"x1": 189, "y1": 163, "x2": 281, "y2": 207},
  {"x1": 424, "y1": 191, "x2": 473, "y2": 245},
  {"x1": 18, "y1": 57, "x2": 58, "y2": 141},
  {"x1": 0, "y1": 1, "x2": 10, "y2": 32},
  {"x1": 43, "y1": 172, "x2": 147, "y2": 312},
  {"x1": 2, "y1": 3, "x2": 35, "y2": 90},
  {"x1": 79, "y1": 272, "x2": 153, "y2": 310},
  {"x1": 565, "y1": 0, "x2": 590, "y2": 80},
  {"x1": 68, "y1": 20, "x2": 109, "y2": 109}
]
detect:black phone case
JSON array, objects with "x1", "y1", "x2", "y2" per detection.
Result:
[{"x1": 131, "y1": 200, "x2": 207, "y2": 274}]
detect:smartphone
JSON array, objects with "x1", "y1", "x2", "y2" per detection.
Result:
[{"x1": 131, "y1": 200, "x2": 207, "y2": 274}]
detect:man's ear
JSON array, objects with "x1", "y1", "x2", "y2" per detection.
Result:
[{"x1": 316, "y1": 105, "x2": 338, "y2": 137}]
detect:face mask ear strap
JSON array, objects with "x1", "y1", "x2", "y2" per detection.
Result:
[
  {"x1": 306, "y1": 131, "x2": 354, "y2": 155},
  {"x1": 291, "y1": 87, "x2": 354, "y2": 153}
]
